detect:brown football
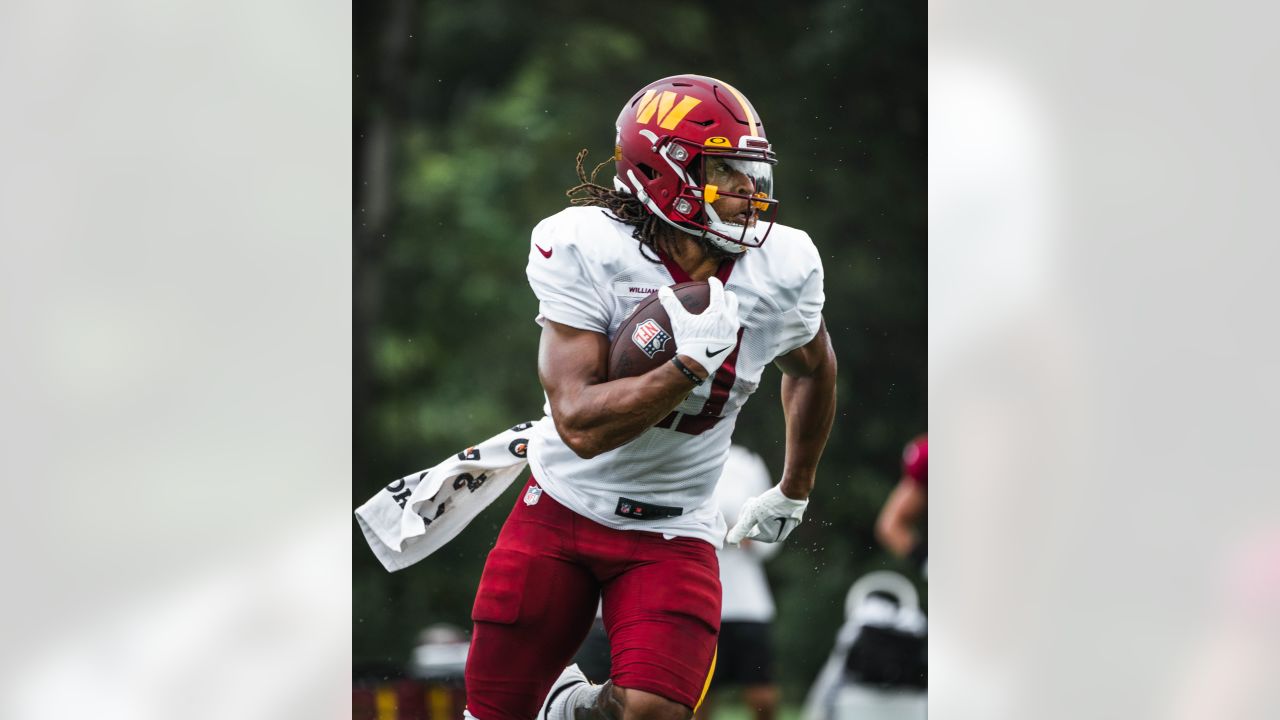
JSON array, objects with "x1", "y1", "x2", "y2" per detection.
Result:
[{"x1": 607, "y1": 281, "x2": 711, "y2": 380}]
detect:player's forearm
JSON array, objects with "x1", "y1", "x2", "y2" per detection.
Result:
[
  {"x1": 777, "y1": 351, "x2": 837, "y2": 500},
  {"x1": 876, "y1": 518, "x2": 918, "y2": 558},
  {"x1": 876, "y1": 480, "x2": 926, "y2": 557},
  {"x1": 553, "y1": 358, "x2": 703, "y2": 458}
]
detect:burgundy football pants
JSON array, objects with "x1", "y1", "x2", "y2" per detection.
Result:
[{"x1": 464, "y1": 478, "x2": 721, "y2": 720}]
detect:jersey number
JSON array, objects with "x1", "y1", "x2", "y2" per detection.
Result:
[{"x1": 658, "y1": 329, "x2": 742, "y2": 436}]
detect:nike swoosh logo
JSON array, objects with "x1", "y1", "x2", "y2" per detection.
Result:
[
  {"x1": 535, "y1": 244, "x2": 553, "y2": 258},
  {"x1": 705, "y1": 345, "x2": 731, "y2": 357},
  {"x1": 775, "y1": 518, "x2": 788, "y2": 539}
]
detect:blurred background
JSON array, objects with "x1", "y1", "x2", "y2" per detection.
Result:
[{"x1": 353, "y1": 0, "x2": 925, "y2": 714}]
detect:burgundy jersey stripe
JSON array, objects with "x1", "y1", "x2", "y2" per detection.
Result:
[
  {"x1": 714, "y1": 258, "x2": 736, "y2": 283},
  {"x1": 657, "y1": 251, "x2": 736, "y2": 285},
  {"x1": 699, "y1": 327, "x2": 744, "y2": 418},
  {"x1": 652, "y1": 252, "x2": 741, "y2": 437},
  {"x1": 674, "y1": 413, "x2": 717, "y2": 435}
]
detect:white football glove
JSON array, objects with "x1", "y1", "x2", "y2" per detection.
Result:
[
  {"x1": 656, "y1": 276, "x2": 741, "y2": 375},
  {"x1": 726, "y1": 484, "x2": 809, "y2": 544}
]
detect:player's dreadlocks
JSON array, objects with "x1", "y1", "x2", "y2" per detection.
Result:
[{"x1": 565, "y1": 149, "x2": 732, "y2": 264}]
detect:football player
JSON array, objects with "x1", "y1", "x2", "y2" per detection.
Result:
[
  {"x1": 875, "y1": 434, "x2": 928, "y2": 573},
  {"x1": 463, "y1": 75, "x2": 838, "y2": 720}
]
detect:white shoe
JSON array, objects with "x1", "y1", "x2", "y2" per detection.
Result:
[{"x1": 539, "y1": 664, "x2": 590, "y2": 720}]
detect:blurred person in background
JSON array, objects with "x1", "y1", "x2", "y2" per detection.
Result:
[
  {"x1": 875, "y1": 435, "x2": 927, "y2": 576},
  {"x1": 801, "y1": 439, "x2": 928, "y2": 720},
  {"x1": 697, "y1": 445, "x2": 784, "y2": 720},
  {"x1": 464, "y1": 74, "x2": 837, "y2": 720}
]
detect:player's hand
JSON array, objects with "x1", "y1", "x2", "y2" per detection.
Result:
[
  {"x1": 657, "y1": 276, "x2": 741, "y2": 375},
  {"x1": 726, "y1": 484, "x2": 809, "y2": 544}
]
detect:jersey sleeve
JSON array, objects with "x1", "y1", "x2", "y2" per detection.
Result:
[
  {"x1": 773, "y1": 248, "x2": 825, "y2": 357},
  {"x1": 525, "y1": 213, "x2": 611, "y2": 334}
]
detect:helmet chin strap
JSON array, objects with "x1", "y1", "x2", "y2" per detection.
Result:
[{"x1": 662, "y1": 212, "x2": 747, "y2": 255}]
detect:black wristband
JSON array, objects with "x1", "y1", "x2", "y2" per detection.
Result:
[{"x1": 671, "y1": 356, "x2": 705, "y2": 386}]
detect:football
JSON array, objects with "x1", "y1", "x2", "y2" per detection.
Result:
[{"x1": 607, "y1": 281, "x2": 711, "y2": 380}]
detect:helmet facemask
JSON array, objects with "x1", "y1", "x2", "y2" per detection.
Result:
[
  {"x1": 697, "y1": 153, "x2": 777, "y2": 252},
  {"x1": 657, "y1": 138, "x2": 778, "y2": 254}
]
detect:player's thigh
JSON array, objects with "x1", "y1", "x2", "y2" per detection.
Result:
[
  {"x1": 601, "y1": 535, "x2": 721, "y2": 710},
  {"x1": 465, "y1": 481, "x2": 601, "y2": 720}
]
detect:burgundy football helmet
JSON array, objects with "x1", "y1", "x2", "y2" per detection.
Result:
[{"x1": 614, "y1": 74, "x2": 778, "y2": 253}]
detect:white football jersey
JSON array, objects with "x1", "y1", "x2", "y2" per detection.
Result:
[{"x1": 525, "y1": 206, "x2": 824, "y2": 546}]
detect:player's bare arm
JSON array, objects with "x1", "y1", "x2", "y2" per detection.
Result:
[
  {"x1": 726, "y1": 321, "x2": 835, "y2": 545},
  {"x1": 876, "y1": 479, "x2": 926, "y2": 557},
  {"x1": 774, "y1": 319, "x2": 838, "y2": 500},
  {"x1": 538, "y1": 319, "x2": 707, "y2": 459}
]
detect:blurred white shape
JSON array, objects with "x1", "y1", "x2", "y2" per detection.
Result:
[
  {"x1": 931, "y1": 2, "x2": 1280, "y2": 719},
  {"x1": 928, "y1": 47, "x2": 1059, "y2": 720},
  {"x1": 409, "y1": 624, "x2": 470, "y2": 680},
  {"x1": 5, "y1": 519, "x2": 349, "y2": 720},
  {"x1": 0, "y1": 0, "x2": 350, "y2": 714},
  {"x1": 929, "y1": 54, "x2": 1055, "y2": 365}
]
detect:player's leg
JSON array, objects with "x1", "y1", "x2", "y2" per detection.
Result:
[
  {"x1": 541, "y1": 531, "x2": 720, "y2": 720},
  {"x1": 602, "y1": 533, "x2": 722, "y2": 720},
  {"x1": 695, "y1": 622, "x2": 738, "y2": 720},
  {"x1": 722, "y1": 621, "x2": 778, "y2": 720},
  {"x1": 465, "y1": 479, "x2": 601, "y2": 720},
  {"x1": 691, "y1": 692, "x2": 716, "y2": 720},
  {"x1": 741, "y1": 684, "x2": 779, "y2": 720},
  {"x1": 542, "y1": 673, "x2": 691, "y2": 720}
]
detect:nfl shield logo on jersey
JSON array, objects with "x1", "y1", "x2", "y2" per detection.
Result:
[
  {"x1": 631, "y1": 319, "x2": 672, "y2": 359},
  {"x1": 523, "y1": 485, "x2": 543, "y2": 506}
]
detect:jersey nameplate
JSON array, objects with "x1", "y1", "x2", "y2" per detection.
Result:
[{"x1": 612, "y1": 282, "x2": 661, "y2": 299}]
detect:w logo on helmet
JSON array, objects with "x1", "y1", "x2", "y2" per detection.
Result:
[{"x1": 635, "y1": 90, "x2": 702, "y2": 130}]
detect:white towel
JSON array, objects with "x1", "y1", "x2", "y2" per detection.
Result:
[{"x1": 355, "y1": 420, "x2": 539, "y2": 572}]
